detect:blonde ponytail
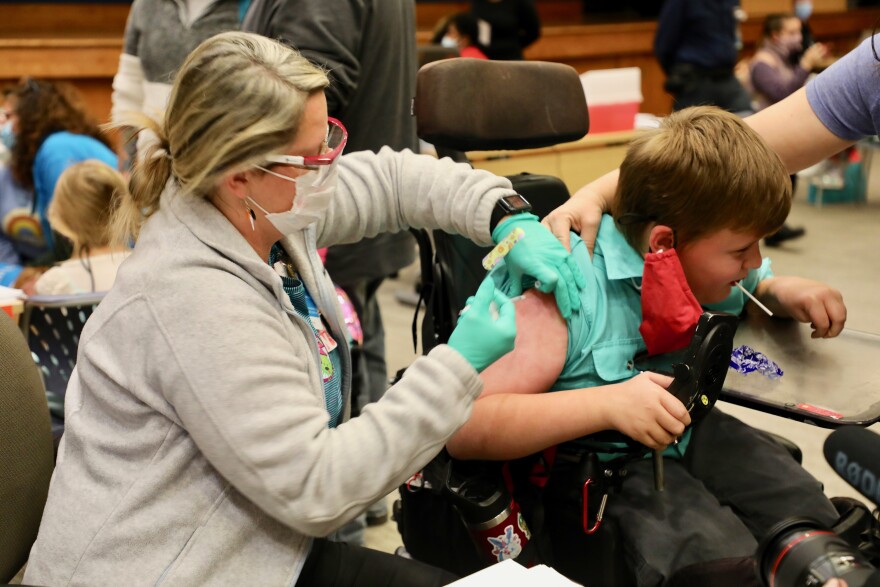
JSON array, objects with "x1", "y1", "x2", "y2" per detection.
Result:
[{"x1": 107, "y1": 114, "x2": 172, "y2": 244}]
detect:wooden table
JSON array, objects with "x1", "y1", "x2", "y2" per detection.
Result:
[{"x1": 468, "y1": 129, "x2": 639, "y2": 195}]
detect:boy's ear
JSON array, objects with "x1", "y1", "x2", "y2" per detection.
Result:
[{"x1": 647, "y1": 224, "x2": 676, "y2": 252}]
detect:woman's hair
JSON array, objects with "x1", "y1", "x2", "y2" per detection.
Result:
[
  {"x1": 762, "y1": 13, "x2": 797, "y2": 40},
  {"x1": 612, "y1": 106, "x2": 791, "y2": 250},
  {"x1": 48, "y1": 160, "x2": 128, "y2": 253},
  {"x1": 7, "y1": 79, "x2": 112, "y2": 189},
  {"x1": 110, "y1": 31, "x2": 329, "y2": 243},
  {"x1": 449, "y1": 13, "x2": 480, "y2": 46},
  {"x1": 431, "y1": 12, "x2": 480, "y2": 46}
]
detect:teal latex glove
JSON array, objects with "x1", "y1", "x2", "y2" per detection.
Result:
[
  {"x1": 492, "y1": 213, "x2": 586, "y2": 319},
  {"x1": 447, "y1": 278, "x2": 517, "y2": 372}
]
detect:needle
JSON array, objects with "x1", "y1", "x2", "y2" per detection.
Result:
[{"x1": 734, "y1": 281, "x2": 773, "y2": 316}]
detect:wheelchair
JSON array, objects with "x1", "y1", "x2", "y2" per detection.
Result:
[{"x1": 395, "y1": 57, "x2": 879, "y2": 586}]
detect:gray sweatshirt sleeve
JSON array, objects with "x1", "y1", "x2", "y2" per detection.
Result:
[
  {"x1": 317, "y1": 148, "x2": 516, "y2": 249},
  {"x1": 138, "y1": 277, "x2": 483, "y2": 536}
]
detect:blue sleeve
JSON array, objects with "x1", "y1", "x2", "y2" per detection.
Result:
[
  {"x1": 0, "y1": 262, "x2": 23, "y2": 287},
  {"x1": 32, "y1": 147, "x2": 74, "y2": 250},
  {"x1": 704, "y1": 257, "x2": 773, "y2": 315},
  {"x1": 654, "y1": 0, "x2": 684, "y2": 72},
  {"x1": 806, "y1": 35, "x2": 880, "y2": 141}
]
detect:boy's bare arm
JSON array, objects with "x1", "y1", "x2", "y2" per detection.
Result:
[
  {"x1": 446, "y1": 290, "x2": 689, "y2": 460},
  {"x1": 754, "y1": 277, "x2": 847, "y2": 338}
]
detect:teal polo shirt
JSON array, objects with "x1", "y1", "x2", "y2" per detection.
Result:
[{"x1": 489, "y1": 214, "x2": 773, "y2": 459}]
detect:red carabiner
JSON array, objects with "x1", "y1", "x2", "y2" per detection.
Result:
[{"x1": 582, "y1": 478, "x2": 609, "y2": 535}]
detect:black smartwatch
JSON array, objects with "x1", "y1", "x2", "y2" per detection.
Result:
[{"x1": 490, "y1": 193, "x2": 532, "y2": 231}]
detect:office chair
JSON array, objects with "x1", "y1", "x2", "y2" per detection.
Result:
[
  {"x1": 20, "y1": 292, "x2": 105, "y2": 447},
  {"x1": 0, "y1": 312, "x2": 54, "y2": 583}
]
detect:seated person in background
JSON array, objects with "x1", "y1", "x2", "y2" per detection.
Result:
[
  {"x1": 433, "y1": 12, "x2": 489, "y2": 59},
  {"x1": 1, "y1": 79, "x2": 117, "y2": 290},
  {"x1": 0, "y1": 164, "x2": 43, "y2": 284},
  {"x1": 747, "y1": 14, "x2": 826, "y2": 247},
  {"x1": 749, "y1": 13, "x2": 827, "y2": 112},
  {"x1": 446, "y1": 107, "x2": 846, "y2": 587},
  {"x1": 34, "y1": 161, "x2": 132, "y2": 295}
]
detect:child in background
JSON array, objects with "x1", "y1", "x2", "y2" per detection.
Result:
[
  {"x1": 433, "y1": 12, "x2": 489, "y2": 60},
  {"x1": 34, "y1": 161, "x2": 132, "y2": 295}
]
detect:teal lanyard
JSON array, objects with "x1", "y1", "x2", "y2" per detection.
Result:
[{"x1": 238, "y1": 0, "x2": 252, "y2": 23}]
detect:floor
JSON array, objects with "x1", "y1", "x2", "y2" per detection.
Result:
[{"x1": 364, "y1": 179, "x2": 880, "y2": 555}]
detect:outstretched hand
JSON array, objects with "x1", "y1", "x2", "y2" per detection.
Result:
[
  {"x1": 761, "y1": 276, "x2": 846, "y2": 338},
  {"x1": 492, "y1": 213, "x2": 586, "y2": 319}
]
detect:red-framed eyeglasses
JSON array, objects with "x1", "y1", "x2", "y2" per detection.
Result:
[{"x1": 264, "y1": 117, "x2": 348, "y2": 170}]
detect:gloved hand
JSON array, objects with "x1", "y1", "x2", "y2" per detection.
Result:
[
  {"x1": 447, "y1": 278, "x2": 517, "y2": 372},
  {"x1": 492, "y1": 213, "x2": 586, "y2": 319}
]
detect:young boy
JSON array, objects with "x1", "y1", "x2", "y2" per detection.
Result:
[{"x1": 446, "y1": 107, "x2": 846, "y2": 586}]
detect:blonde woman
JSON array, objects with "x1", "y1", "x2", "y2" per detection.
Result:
[
  {"x1": 33, "y1": 160, "x2": 132, "y2": 295},
  {"x1": 24, "y1": 32, "x2": 582, "y2": 586}
]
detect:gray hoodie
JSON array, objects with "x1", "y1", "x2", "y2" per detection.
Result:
[{"x1": 24, "y1": 148, "x2": 515, "y2": 586}]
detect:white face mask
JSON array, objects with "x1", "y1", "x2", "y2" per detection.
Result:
[
  {"x1": 0, "y1": 120, "x2": 15, "y2": 150},
  {"x1": 247, "y1": 162, "x2": 338, "y2": 234},
  {"x1": 440, "y1": 36, "x2": 459, "y2": 49}
]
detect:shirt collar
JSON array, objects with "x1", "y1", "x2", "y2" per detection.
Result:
[{"x1": 595, "y1": 214, "x2": 645, "y2": 281}]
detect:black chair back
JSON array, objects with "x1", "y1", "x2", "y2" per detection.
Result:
[{"x1": 411, "y1": 59, "x2": 589, "y2": 351}]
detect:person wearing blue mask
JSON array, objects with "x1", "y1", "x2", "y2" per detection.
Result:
[
  {"x1": 0, "y1": 80, "x2": 116, "y2": 290},
  {"x1": 24, "y1": 32, "x2": 584, "y2": 587},
  {"x1": 794, "y1": 0, "x2": 815, "y2": 52}
]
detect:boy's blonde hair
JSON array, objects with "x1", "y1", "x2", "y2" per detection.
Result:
[
  {"x1": 48, "y1": 160, "x2": 127, "y2": 252},
  {"x1": 612, "y1": 106, "x2": 791, "y2": 249},
  {"x1": 109, "y1": 31, "x2": 330, "y2": 243}
]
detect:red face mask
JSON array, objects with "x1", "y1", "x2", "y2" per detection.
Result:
[{"x1": 639, "y1": 249, "x2": 703, "y2": 356}]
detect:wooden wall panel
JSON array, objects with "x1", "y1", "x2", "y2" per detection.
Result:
[
  {"x1": 0, "y1": 3, "x2": 875, "y2": 124},
  {"x1": 0, "y1": 38, "x2": 122, "y2": 123},
  {"x1": 521, "y1": 8, "x2": 878, "y2": 116},
  {"x1": 415, "y1": 0, "x2": 581, "y2": 29},
  {"x1": 0, "y1": 4, "x2": 129, "y2": 37}
]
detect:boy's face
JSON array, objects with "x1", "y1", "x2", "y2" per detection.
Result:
[{"x1": 677, "y1": 229, "x2": 764, "y2": 304}]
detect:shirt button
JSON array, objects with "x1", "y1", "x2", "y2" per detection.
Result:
[{"x1": 626, "y1": 360, "x2": 634, "y2": 370}]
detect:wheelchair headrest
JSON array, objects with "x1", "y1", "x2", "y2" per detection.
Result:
[{"x1": 414, "y1": 59, "x2": 589, "y2": 152}]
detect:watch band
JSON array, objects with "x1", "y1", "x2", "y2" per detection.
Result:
[{"x1": 490, "y1": 193, "x2": 532, "y2": 232}]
